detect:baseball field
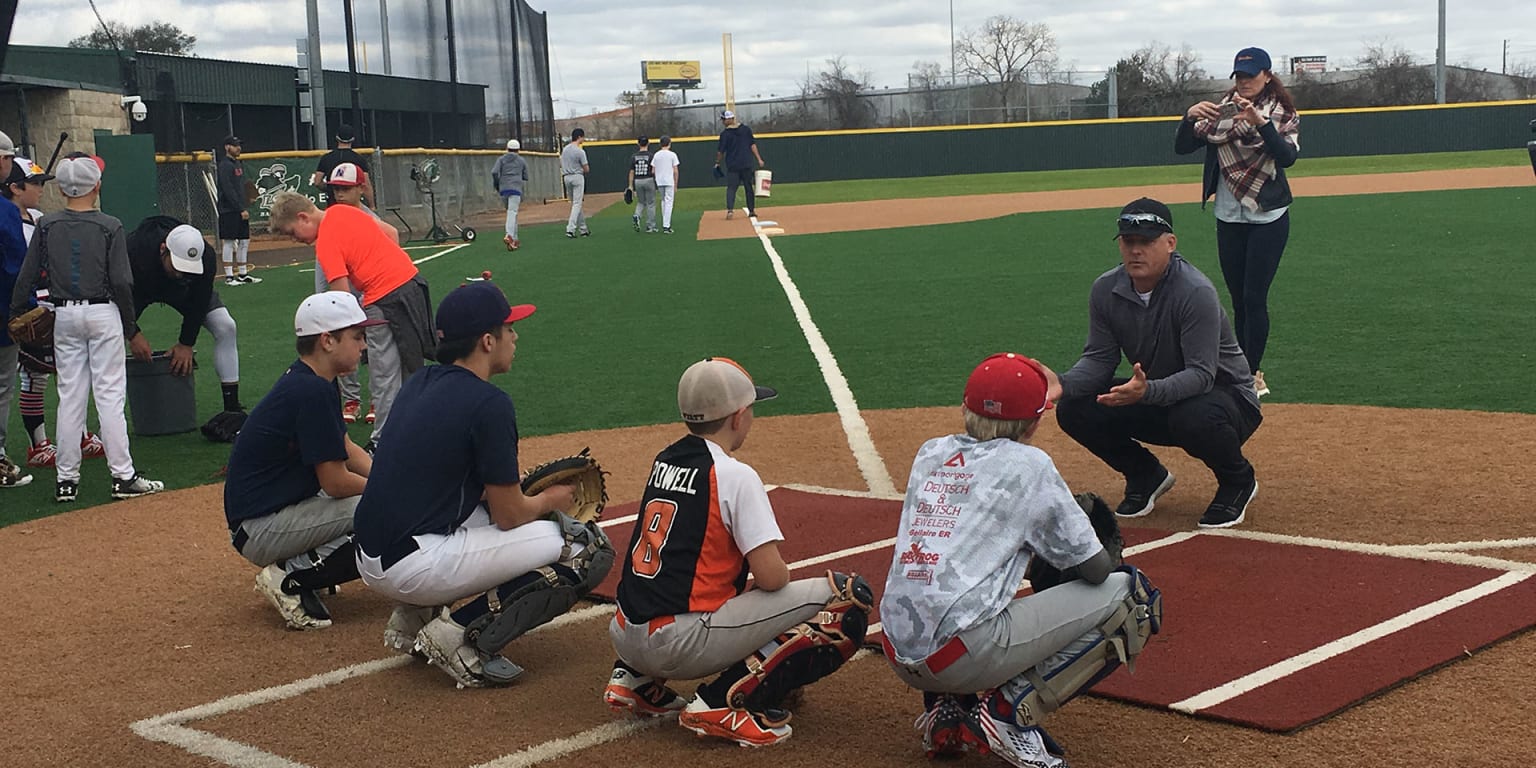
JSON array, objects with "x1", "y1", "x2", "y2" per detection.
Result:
[{"x1": 2, "y1": 147, "x2": 1534, "y2": 767}]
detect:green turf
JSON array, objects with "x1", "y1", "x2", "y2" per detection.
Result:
[
  {"x1": 4, "y1": 156, "x2": 1531, "y2": 523},
  {"x1": 775, "y1": 185, "x2": 1536, "y2": 413},
  {"x1": 646, "y1": 149, "x2": 1527, "y2": 212}
]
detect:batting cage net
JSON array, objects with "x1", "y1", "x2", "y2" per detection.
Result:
[{"x1": 384, "y1": 0, "x2": 556, "y2": 151}]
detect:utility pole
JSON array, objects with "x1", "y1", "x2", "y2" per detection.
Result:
[
  {"x1": 1504, "y1": 39, "x2": 1509, "y2": 75},
  {"x1": 1434, "y1": 0, "x2": 1446, "y2": 104},
  {"x1": 379, "y1": 0, "x2": 393, "y2": 75},
  {"x1": 342, "y1": 0, "x2": 364, "y2": 137},
  {"x1": 949, "y1": 0, "x2": 956, "y2": 86},
  {"x1": 305, "y1": 0, "x2": 327, "y2": 149}
]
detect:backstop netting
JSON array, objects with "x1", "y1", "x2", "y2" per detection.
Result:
[{"x1": 384, "y1": 0, "x2": 556, "y2": 151}]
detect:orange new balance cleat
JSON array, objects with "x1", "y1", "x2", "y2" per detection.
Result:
[
  {"x1": 603, "y1": 665, "x2": 685, "y2": 718},
  {"x1": 678, "y1": 694, "x2": 792, "y2": 748}
]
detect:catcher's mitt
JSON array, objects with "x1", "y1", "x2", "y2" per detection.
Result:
[
  {"x1": 521, "y1": 447, "x2": 608, "y2": 523},
  {"x1": 1027, "y1": 492, "x2": 1125, "y2": 594},
  {"x1": 201, "y1": 409, "x2": 248, "y2": 443},
  {"x1": 18, "y1": 342, "x2": 55, "y2": 374},
  {"x1": 7, "y1": 305, "x2": 54, "y2": 346},
  {"x1": 623, "y1": 187, "x2": 634, "y2": 205}
]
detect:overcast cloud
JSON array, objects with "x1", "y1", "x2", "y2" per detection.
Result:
[{"x1": 15, "y1": 1, "x2": 1534, "y2": 117}]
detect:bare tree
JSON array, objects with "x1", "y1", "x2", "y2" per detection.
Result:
[
  {"x1": 1354, "y1": 41, "x2": 1433, "y2": 106},
  {"x1": 1100, "y1": 43, "x2": 1209, "y2": 117},
  {"x1": 955, "y1": 15, "x2": 1058, "y2": 121},
  {"x1": 1513, "y1": 60, "x2": 1536, "y2": 99},
  {"x1": 69, "y1": 20, "x2": 196, "y2": 55},
  {"x1": 909, "y1": 60, "x2": 949, "y2": 123},
  {"x1": 812, "y1": 56, "x2": 876, "y2": 129}
]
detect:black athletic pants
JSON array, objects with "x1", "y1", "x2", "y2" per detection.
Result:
[
  {"x1": 1216, "y1": 212, "x2": 1290, "y2": 373},
  {"x1": 725, "y1": 167, "x2": 755, "y2": 214},
  {"x1": 1056, "y1": 382, "x2": 1262, "y2": 487}
]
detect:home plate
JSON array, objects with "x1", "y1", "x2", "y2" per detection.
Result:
[{"x1": 753, "y1": 219, "x2": 780, "y2": 228}]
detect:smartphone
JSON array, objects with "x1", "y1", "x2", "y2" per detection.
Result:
[{"x1": 1217, "y1": 102, "x2": 1241, "y2": 120}]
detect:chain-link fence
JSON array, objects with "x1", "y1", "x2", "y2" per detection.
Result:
[{"x1": 153, "y1": 149, "x2": 563, "y2": 236}]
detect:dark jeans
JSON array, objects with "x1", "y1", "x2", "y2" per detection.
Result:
[
  {"x1": 1216, "y1": 212, "x2": 1290, "y2": 372},
  {"x1": 725, "y1": 167, "x2": 755, "y2": 213},
  {"x1": 1056, "y1": 382, "x2": 1262, "y2": 487}
]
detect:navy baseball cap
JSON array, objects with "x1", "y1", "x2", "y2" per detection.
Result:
[
  {"x1": 1115, "y1": 198, "x2": 1175, "y2": 240},
  {"x1": 435, "y1": 282, "x2": 536, "y2": 341},
  {"x1": 1232, "y1": 47, "x2": 1271, "y2": 77}
]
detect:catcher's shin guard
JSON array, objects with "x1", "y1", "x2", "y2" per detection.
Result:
[
  {"x1": 1001, "y1": 565, "x2": 1162, "y2": 728},
  {"x1": 466, "y1": 523, "x2": 616, "y2": 655},
  {"x1": 725, "y1": 571, "x2": 873, "y2": 711}
]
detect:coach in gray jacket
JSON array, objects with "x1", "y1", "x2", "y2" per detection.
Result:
[
  {"x1": 1051, "y1": 197, "x2": 1261, "y2": 530},
  {"x1": 491, "y1": 139, "x2": 529, "y2": 251}
]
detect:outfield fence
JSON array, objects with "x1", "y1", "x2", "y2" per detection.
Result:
[{"x1": 153, "y1": 149, "x2": 564, "y2": 235}]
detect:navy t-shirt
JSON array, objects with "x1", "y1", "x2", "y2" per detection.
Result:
[
  {"x1": 354, "y1": 365, "x2": 522, "y2": 558},
  {"x1": 224, "y1": 360, "x2": 349, "y2": 530},
  {"x1": 716, "y1": 124, "x2": 756, "y2": 170}
]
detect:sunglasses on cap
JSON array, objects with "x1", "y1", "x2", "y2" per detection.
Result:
[{"x1": 1118, "y1": 212, "x2": 1172, "y2": 229}]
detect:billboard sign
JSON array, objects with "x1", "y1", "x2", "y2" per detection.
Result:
[
  {"x1": 1291, "y1": 55, "x2": 1327, "y2": 75},
  {"x1": 642, "y1": 60, "x2": 702, "y2": 88}
]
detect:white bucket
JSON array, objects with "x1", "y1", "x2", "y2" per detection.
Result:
[{"x1": 753, "y1": 169, "x2": 773, "y2": 197}]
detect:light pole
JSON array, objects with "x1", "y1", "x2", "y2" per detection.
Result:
[
  {"x1": 949, "y1": 0, "x2": 956, "y2": 86},
  {"x1": 1434, "y1": 0, "x2": 1446, "y2": 104}
]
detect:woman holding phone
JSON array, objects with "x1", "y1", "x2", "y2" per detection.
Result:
[{"x1": 1175, "y1": 46, "x2": 1300, "y2": 398}]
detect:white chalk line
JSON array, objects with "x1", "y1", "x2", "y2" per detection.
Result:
[
  {"x1": 1203, "y1": 528, "x2": 1536, "y2": 573},
  {"x1": 755, "y1": 223, "x2": 898, "y2": 498},
  {"x1": 411, "y1": 241, "x2": 474, "y2": 265},
  {"x1": 1170, "y1": 570, "x2": 1535, "y2": 713},
  {"x1": 1397, "y1": 536, "x2": 1536, "y2": 553}
]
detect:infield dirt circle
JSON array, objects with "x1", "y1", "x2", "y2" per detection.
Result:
[{"x1": 4, "y1": 168, "x2": 1534, "y2": 768}]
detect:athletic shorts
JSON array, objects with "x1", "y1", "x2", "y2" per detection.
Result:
[{"x1": 218, "y1": 211, "x2": 250, "y2": 240}]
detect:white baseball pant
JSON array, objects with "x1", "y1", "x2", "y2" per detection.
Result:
[{"x1": 52, "y1": 303, "x2": 137, "y2": 482}]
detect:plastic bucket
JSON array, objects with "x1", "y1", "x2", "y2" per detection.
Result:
[
  {"x1": 754, "y1": 169, "x2": 773, "y2": 197},
  {"x1": 125, "y1": 354, "x2": 198, "y2": 435}
]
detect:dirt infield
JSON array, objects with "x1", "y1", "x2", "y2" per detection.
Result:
[
  {"x1": 696, "y1": 166, "x2": 1533, "y2": 239},
  {"x1": 7, "y1": 167, "x2": 1535, "y2": 767}
]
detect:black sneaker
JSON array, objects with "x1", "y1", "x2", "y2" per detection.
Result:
[
  {"x1": 1199, "y1": 479, "x2": 1257, "y2": 529},
  {"x1": 111, "y1": 474, "x2": 165, "y2": 499},
  {"x1": 580, "y1": 230, "x2": 591, "y2": 237},
  {"x1": 662, "y1": 227, "x2": 674, "y2": 234},
  {"x1": 296, "y1": 588, "x2": 333, "y2": 622},
  {"x1": 56, "y1": 479, "x2": 79, "y2": 503},
  {"x1": 1115, "y1": 466, "x2": 1175, "y2": 518},
  {"x1": 565, "y1": 231, "x2": 577, "y2": 239}
]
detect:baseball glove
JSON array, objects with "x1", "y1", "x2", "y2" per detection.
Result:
[
  {"x1": 200, "y1": 409, "x2": 248, "y2": 443},
  {"x1": 623, "y1": 187, "x2": 634, "y2": 205},
  {"x1": 521, "y1": 447, "x2": 608, "y2": 524},
  {"x1": 17, "y1": 342, "x2": 55, "y2": 374},
  {"x1": 7, "y1": 305, "x2": 54, "y2": 346},
  {"x1": 1027, "y1": 492, "x2": 1125, "y2": 594}
]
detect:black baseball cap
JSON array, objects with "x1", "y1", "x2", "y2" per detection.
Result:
[
  {"x1": 335, "y1": 124, "x2": 356, "y2": 142},
  {"x1": 5, "y1": 157, "x2": 53, "y2": 186},
  {"x1": 222, "y1": 135, "x2": 243, "y2": 146},
  {"x1": 435, "y1": 282, "x2": 537, "y2": 342},
  {"x1": 1115, "y1": 198, "x2": 1175, "y2": 240}
]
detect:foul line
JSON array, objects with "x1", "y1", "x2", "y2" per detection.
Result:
[
  {"x1": 754, "y1": 223, "x2": 898, "y2": 497},
  {"x1": 1169, "y1": 570, "x2": 1535, "y2": 713},
  {"x1": 411, "y1": 241, "x2": 473, "y2": 265},
  {"x1": 1204, "y1": 528, "x2": 1536, "y2": 573}
]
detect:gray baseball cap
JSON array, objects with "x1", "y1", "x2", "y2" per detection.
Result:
[{"x1": 0, "y1": 131, "x2": 15, "y2": 157}]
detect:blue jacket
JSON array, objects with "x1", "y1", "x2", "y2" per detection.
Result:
[{"x1": 0, "y1": 203, "x2": 26, "y2": 346}]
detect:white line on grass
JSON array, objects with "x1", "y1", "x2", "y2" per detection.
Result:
[
  {"x1": 754, "y1": 227, "x2": 898, "y2": 497},
  {"x1": 1169, "y1": 570, "x2": 1534, "y2": 714},
  {"x1": 412, "y1": 241, "x2": 473, "y2": 265}
]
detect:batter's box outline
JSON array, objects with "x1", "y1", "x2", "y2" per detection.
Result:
[{"x1": 131, "y1": 485, "x2": 1536, "y2": 764}]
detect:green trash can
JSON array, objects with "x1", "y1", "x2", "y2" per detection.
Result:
[{"x1": 125, "y1": 353, "x2": 198, "y2": 435}]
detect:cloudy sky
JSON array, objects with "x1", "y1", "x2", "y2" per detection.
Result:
[{"x1": 15, "y1": 1, "x2": 1534, "y2": 117}]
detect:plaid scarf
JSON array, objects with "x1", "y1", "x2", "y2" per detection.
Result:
[{"x1": 1192, "y1": 95, "x2": 1301, "y2": 211}]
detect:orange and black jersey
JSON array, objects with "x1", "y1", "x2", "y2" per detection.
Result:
[{"x1": 616, "y1": 435, "x2": 783, "y2": 623}]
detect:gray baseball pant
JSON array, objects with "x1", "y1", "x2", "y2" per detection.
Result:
[
  {"x1": 608, "y1": 576, "x2": 835, "y2": 681},
  {"x1": 0, "y1": 344, "x2": 16, "y2": 453},
  {"x1": 313, "y1": 263, "x2": 364, "y2": 403},
  {"x1": 886, "y1": 572, "x2": 1132, "y2": 693},
  {"x1": 564, "y1": 174, "x2": 587, "y2": 234},
  {"x1": 633, "y1": 178, "x2": 658, "y2": 229},
  {"x1": 235, "y1": 494, "x2": 359, "y2": 569}
]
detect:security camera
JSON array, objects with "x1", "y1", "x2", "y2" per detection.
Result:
[{"x1": 122, "y1": 95, "x2": 148, "y2": 122}]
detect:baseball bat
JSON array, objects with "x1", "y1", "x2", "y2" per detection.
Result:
[{"x1": 44, "y1": 132, "x2": 69, "y2": 173}]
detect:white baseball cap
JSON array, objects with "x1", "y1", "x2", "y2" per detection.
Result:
[
  {"x1": 0, "y1": 131, "x2": 15, "y2": 157},
  {"x1": 164, "y1": 225, "x2": 206, "y2": 274},
  {"x1": 55, "y1": 156, "x2": 103, "y2": 197},
  {"x1": 678, "y1": 357, "x2": 777, "y2": 422},
  {"x1": 294, "y1": 291, "x2": 388, "y2": 336},
  {"x1": 720, "y1": 110, "x2": 735, "y2": 121},
  {"x1": 326, "y1": 162, "x2": 365, "y2": 187},
  {"x1": 506, "y1": 139, "x2": 520, "y2": 151}
]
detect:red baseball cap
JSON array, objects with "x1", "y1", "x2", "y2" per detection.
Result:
[{"x1": 963, "y1": 353, "x2": 1052, "y2": 419}]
